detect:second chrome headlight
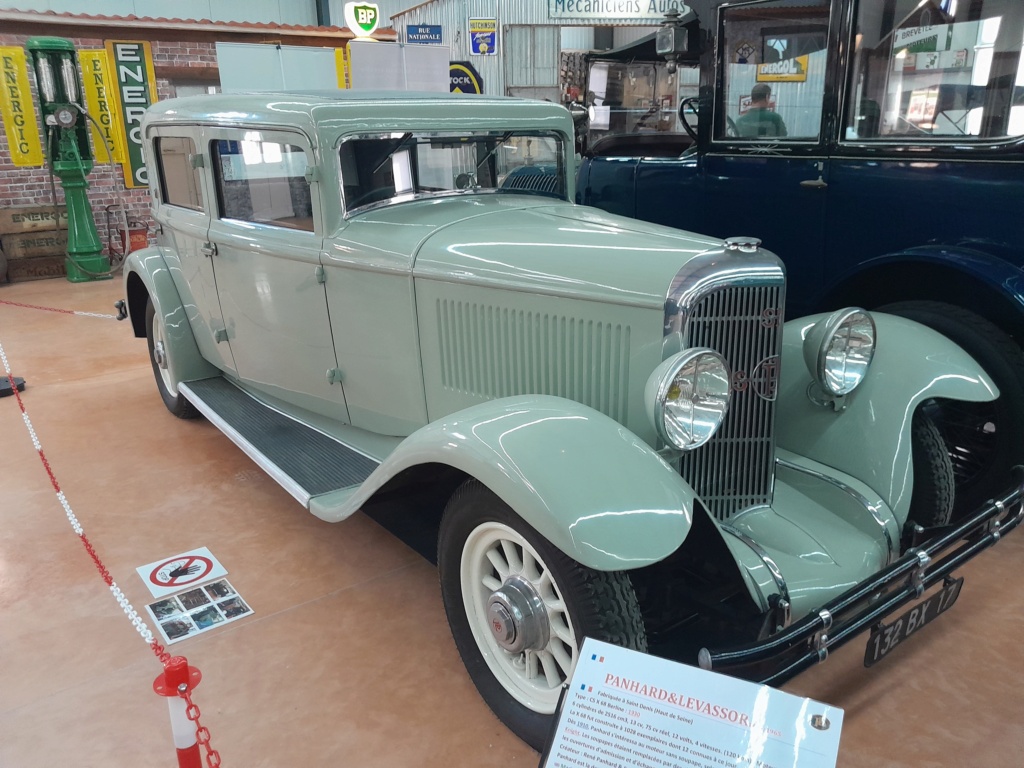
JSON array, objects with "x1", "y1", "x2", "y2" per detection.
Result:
[
  {"x1": 803, "y1": 308, "x2": 876, "y2": 396},
  {"x1": 645, "y1": 349, "x2": 731, "y2": 450}
]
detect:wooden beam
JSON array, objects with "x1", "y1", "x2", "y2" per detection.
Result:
[{"x1": 154, "y1": 65, "x2": 221, "y2": 83}]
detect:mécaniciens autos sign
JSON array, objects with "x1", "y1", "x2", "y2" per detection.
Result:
[{"x1": 549, "y1": 1, "x2": 691, "y2": 21}]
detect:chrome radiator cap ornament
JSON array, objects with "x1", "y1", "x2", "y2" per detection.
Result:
[{"x1": 724, "y1": 236, "x2": 762, "y2": 253}]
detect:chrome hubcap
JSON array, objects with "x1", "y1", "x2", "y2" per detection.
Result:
[
  {"x1": 461, "y1": 520, "x2": 578, "y2": 713},
  {"x1": 153, "y1": 340, "x2": 168, "y2": 369},
  {"x1": 486, "y1": 575, "x2": 550, "y2": 654}
]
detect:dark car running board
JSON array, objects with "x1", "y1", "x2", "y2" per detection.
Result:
[{"x1": 179, "y1": 378, "x2": 379, "y2": 508}]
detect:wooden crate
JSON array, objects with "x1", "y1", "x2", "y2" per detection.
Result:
[
  {"x1": 6, "y1": 254, "x2": 67, "y2": 282},
  {"x1": 0, "y1": 206, "x2": 68, "y2": 235},
  {"x1": 0, "y1": 229, "x2": 69, "y2": 260}
]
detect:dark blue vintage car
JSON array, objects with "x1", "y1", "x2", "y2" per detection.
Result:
[{"x1": 578, "y1": 0, "x2": 1024, "y2": 516}]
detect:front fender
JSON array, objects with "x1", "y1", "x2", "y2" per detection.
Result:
[
  {"x1": 776, "y1": 312, "x2": 998, "y2": 522},
  {"x1": 823, "y1": 243, "x2": 1024, "y2": 323},
  {"x1": 123, "y1": 248, "x2": 217, "y2": 386},
  {"x1": 313, "y1": 395, "x2": 697, "y2": 571}
]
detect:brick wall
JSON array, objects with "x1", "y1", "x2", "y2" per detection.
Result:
[{"x1": 0, "y1": 34, "x2": 218, "y2": 254}]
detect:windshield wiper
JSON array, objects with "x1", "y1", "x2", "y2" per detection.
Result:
[
  {"x1": 372, "y1": 132, "x2": 414, "y2": 174},
  {"x1": 476, "y1": 132, "x2": 514, "y2": 172}
]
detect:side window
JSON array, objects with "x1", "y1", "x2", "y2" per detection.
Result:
[
  {"x1": 717, "y1": 0, "x2": 831, "y2": 142},
  {"x1": 211, "y1": 139, "x2": 313, "y2": 231},
  {"x1": 845, "y1": 0, "x2": 1024, "y2": 141},
  {"x1": 155, "y1": 137, "x2": 203, "y2": 211}
]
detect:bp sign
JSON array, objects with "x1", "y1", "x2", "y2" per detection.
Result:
[
  {"x1": 345, "y1": 2, "x2": 380, "y2": 36},
  {"x1": 450, "y1": 62, "x2": 483, "y2": 94}
]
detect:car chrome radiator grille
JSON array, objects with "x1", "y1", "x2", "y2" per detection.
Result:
[
  {"x1": 679, "y1": 285, "x2": 784, "y2": 520},
  {"x1": 436, "y1": 300, "x2": 631, "y2": 422}
]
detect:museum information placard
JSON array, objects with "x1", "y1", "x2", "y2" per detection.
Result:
[{"x1": 543, "y1": 638, "x2": 843, "y2": 768}]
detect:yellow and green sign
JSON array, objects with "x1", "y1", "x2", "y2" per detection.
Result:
[
  {"x1": 105, "y1": 40, "x2": 157, "y2": 187},
  {"x1": 78, "y1": 49, "x2": 127, "y2": 164},
  {"x1": 0, "y1": 46, "x2": 44, "y2": 166},
  {"x1": 757, "y1": 54, "x2": 810, "y2": 82},
  {"x1": 335, "y1": 47, "x2": 351, "y2": 89}
]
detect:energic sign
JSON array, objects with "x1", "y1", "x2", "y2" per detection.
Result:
[
  {"x1": 78, "y1": 49, "x2": 127, "y2": 164},
  {"x1": 105, "y1": 40, "x2": 157, "y2": 187},
  {"x1": 0, "y1": 46, "x2": 44, "y2": 166}
]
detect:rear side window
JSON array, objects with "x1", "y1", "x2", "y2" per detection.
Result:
[
  {"x1": 155, "y1": 136, "x2": 204, "y2": 211},
  {"x1": 211, "y1": 139, "x2": 313, "y2": 231},
  {"x1": 845, "y1": 0, "x2": 1024, "y2": 141}
]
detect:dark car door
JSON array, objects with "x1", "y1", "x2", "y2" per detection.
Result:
[
  {"x1": 698, "y1": 0, "x2": 834, "y2": 311},
  {"x1": 625, "y1": 0, "x2": 835, "y2": 314},
  {"x1": 824, "y1": 0, "x2": 1024, "y2": 287}
]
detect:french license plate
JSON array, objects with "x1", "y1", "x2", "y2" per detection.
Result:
[{"x1": 864, "y1": 576, "x2": 964, "y2": 667}]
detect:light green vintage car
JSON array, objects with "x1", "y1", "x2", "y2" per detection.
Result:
[{"x1": 121, "y1": 91, "x2": 1023, "y2": 750}]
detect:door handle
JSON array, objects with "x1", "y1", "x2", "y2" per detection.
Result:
[
  {"x1": 799, "y1": 177, "x2": 828, "y2": 190},
  {"x1": 201, "y1": 242, "x2": 217, "y2": 257}
]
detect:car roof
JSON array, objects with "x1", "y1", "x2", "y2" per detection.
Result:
[{"x1": 144, "y1": 90, "x2": 574, "y2": 139}]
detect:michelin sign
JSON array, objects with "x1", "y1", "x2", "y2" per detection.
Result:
[{"x1": 549, "y1": 0, "x2": 690, "y2": 20}]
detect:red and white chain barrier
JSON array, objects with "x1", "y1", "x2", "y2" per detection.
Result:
[
  {"x1": 155, "y1": 657, "x2": 207, "y2": 768},
  {"x1": 0, "y1": 329, "x2": 221, "y2": 767},
  {"x1": 0, "y1": 298, "x2": 118, "y2": 319}
]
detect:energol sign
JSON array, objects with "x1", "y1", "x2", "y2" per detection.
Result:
[{"x1": 757, "y1": 55, "x2": 810, "y2": 82}]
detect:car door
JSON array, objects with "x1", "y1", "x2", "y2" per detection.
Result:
[
  {"x1": 204, "y1": 127, "x2": 350, "y2": 422},
  {"x1": 825, "y1": 0, "x2": 1024, "y2": 283},
  {"x1": 698, "y1": 0, "x2": 836, "y2": 313},
  {"x1": 148, "y1": 129, "x2": 237, "y2": 374}
]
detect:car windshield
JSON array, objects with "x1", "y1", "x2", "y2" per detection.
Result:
[{"x1": 340, "y1": 130, "x2": 566, "y2": 212}]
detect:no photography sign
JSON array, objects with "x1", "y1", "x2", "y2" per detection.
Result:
[{"x1": 137, "y1": 546, "x2": 227, "y2": 598}]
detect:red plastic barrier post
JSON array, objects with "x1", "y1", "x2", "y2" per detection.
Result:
[{"x1": 154, "y1": 656, "x2": 203, "y2": 768}]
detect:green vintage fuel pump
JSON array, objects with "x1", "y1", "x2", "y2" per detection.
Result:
[{"x1": 25, "y1": 37, "x2": 111, "y2": 282}]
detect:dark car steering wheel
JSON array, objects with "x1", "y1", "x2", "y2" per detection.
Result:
[{"x1": 679, "y1": 97, "x2": 700, "y2": 142}]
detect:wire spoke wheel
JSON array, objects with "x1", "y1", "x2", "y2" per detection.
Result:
[
  {"x1": 878, "y1": 301, "x2": 1024, "y2": 518},
  {"x1": 918, "y1": 398, "x2": 995, "y2": 489}
]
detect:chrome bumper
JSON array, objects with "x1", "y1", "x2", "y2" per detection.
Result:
[{"x1": 698, "y1": 468, "x2": 1024, "y2": 685}]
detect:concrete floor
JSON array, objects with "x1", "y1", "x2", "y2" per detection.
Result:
[{"x1": 1, "y1": 275, "x2": 1021, "y2": 768}]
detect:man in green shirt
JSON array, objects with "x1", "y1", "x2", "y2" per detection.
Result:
[{"x1": 735, "y1": 84, "x2": 787, "y2": 138}]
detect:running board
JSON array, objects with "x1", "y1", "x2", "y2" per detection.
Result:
[{"x1": 179, "y1": 378, "x2": 379, "y2": 507}]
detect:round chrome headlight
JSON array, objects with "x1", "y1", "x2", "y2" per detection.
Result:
[
  {"x1": 645, "y1": 349, "x2": 731, "y2": 450},
  {"x1": 803, "y1": 308, "x2": 876, "y2": 396}
]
